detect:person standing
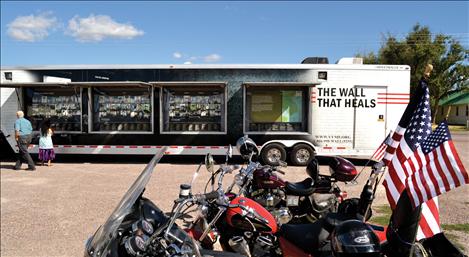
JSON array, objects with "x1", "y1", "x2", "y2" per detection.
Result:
[
  {"x1": 14, "y1": 110, "x2": 35, "y2": 171},
  {"x1": 38, "y1": 120, "x2": 55, "y2": 166}
]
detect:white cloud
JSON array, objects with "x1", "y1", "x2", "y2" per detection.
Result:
[
  {"x1": 203, "y1": 54, "x2": 221, "y2": 63},
  {"x1": 183, "y1": 61, "x2": 192, "y2": 64},
  {"x1": 7, "y1": 12, "x2": 58, "y2": 42},
  {"x1": 173, "y1": 52, "x2": 182, "y2": 59},
  {"x1": 67, "y1": 14, "x2": 144, "y2": 42}
]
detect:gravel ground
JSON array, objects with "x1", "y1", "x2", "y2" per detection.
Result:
[{"x1": 1, "y1": 132, "x2": 468, "y2": 257}]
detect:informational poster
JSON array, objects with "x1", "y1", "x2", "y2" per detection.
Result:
[
  {"x1": 281, "y1": 91, "x2": 302, "y2": 122},
  {"x1": 250, "y1": 90, "x2": 303, "y2": 123},
  {"x1": 251, "y1": 92, "x2": 282, "y2": 122}
]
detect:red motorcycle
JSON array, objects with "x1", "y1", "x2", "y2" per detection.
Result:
[
  {"x1": 230, "y1": 136, "x2": 356, "y2": 223},
  {"x1": 182, "y1": 154, "x2": 465, "y2": 257}
]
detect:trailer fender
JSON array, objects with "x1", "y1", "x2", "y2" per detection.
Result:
[{"x1": 258, "y1": 140, "x2": 316, "y2": 153}]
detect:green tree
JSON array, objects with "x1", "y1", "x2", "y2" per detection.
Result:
[{"x1": 357, "y1": 24, "x2": 468, "y2": 122}]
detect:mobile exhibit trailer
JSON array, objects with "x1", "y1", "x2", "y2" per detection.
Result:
[{"x1": 0, "y1": 58, "x2": 410, "y2": 165}]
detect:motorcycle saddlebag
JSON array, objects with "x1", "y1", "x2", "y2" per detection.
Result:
[{"x1": 419, "y1": 232, "x2": 466, "y2": 257}]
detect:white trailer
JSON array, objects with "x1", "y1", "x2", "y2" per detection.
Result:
[{"x1": 1, "y1": 58, "x2": 410, "y2": 165}]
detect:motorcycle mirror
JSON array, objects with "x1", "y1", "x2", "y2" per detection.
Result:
[{"x1": 205, "y1": 153, "x2": 215, "y2": 173}]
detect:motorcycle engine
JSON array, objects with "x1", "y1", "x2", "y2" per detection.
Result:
[
  {"x1": 270, "y1": 207, "x2": 292, "y2": 225},
  {"x1": 251, "y1": 189, "x2": 285, "y2": 209},
  {"x1": 228, "y1": 233, "x2": 276, "y2": 257}
]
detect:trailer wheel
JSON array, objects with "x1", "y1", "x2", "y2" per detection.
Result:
[
  {"x1": 290, "y1": 144, "x2": 315, "y2": 166},
  {"x1": 261, "y1": 143, "x2": 286, "y2": 166}
]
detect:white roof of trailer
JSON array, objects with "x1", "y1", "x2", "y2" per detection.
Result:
[{"x1": 1, "y1": 63, "x2": 410, "y2": 71}]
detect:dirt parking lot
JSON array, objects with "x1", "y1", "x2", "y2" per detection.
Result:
[{"x1": 1, "y1": 132, "x2": 468, "y2": 257}]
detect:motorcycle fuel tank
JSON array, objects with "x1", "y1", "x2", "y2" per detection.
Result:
[
  {"x1": 226, "y1": 197, "x2": 278, "y2": 233},
  {"x1": 254, "y1": 168, "x2": 286, "y2": 189},
  {"x1": 329, "y1": 157, "x2": 358, "y2": 182}
]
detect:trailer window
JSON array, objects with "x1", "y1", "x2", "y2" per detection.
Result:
[
  {"x1": 91, "y1": 87, "x2": 152, "y2": 132},
  {"x1": 162, "y1": 86, "x2": 225, "y2": 133},
  {"x1": 25, "y1": 87, "x2": 82, "y2": 132},
  {"x1": 246, "y1": 88, "x2": 307, "y2": 132}
]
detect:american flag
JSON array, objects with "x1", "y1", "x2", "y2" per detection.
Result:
[
  {"x1": 406, "y1": 121, "x2": 469, "y2": 208},
  {"x1": 381, "y1": 77, "x2": 441, "y2": 239},
  {"x1": 370, "y1": 131, "x2": 392, "y2": 162}
]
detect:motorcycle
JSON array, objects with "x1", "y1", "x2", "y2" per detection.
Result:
[
  {"x1": 185, "y1": 152, "x2": 466, "y2": 257},
  {"x1": 84, "y1": 147, "x2": 244, "y2": 257},
  {"x1": 229, "y1": 136, "x2": 355, "y2": 224},
  {"x1": 84, "y1": 148, "x2": 466, "y2": 257}
]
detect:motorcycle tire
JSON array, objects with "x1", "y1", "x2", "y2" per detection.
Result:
[
  {"x1": 261, "y1": 143, "x2": 287, "y2": 166},
  {"x1": 290, "y1": 144, "x2": 315, "y2": 166}
]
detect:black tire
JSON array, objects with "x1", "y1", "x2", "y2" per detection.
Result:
[
  {"x1": 261, "y1": 143, "x2": 287, "y2": 166},
  {"x1": 290, "y1": 144, "x2": 315, "y2": 166}
]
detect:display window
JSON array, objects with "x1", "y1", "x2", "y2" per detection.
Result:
[
  {"x1": 25, "y1": 87, "x2": 82, "y2": 132},
  {"x1": 162, "y1": 86, "x2": 225, "y2": 133},
  {"x1": 91, "y1": 87, "x2": 152, "y2": 132},
  {"x1": 246, "y1": 87, "x2": 307, "y2": 132}
]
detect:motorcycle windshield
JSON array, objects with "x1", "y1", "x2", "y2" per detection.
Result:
[{"x1": 86, "y1": 147, "x2": 167, "y2": 257}]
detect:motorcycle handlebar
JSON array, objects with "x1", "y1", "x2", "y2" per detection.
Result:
[{"x1": 202, "y1": 191, "x2": 220, "y2": 201}]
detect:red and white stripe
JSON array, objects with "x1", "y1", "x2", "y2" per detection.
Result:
[
  {"x1": 377, "y1": 92, "x2": 410, "y2": 105},
  {"x1": 406, "y1": 140, "x2": 469, "y2": 209},
  {"x1": 27, "y1": 144, "x2": 237, "y2": 155},
  {"x1": 382, "y1": 125, "x2": 406, "y2": 166},
  {"x1": 370, "y1": 131, "x2": 392, "y2": 162},
  {"x1": 311, "y1": 91, "x2": 317, "y2": 103},
  {"x1": 382, "y1": 126, "x2": 441, "y2": 240}
]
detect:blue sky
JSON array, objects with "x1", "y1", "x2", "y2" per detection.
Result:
[{"x1": 1, "y1": 1, "x2": 468, "y2": 66}]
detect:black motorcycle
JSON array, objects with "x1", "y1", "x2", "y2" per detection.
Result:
[{"x1": 84, "y1": 148, "x2": 243, "y2": 257}]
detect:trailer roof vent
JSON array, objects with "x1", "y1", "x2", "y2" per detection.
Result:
[
  {"x1": 336, "y1": 57, "x2": 363, "y2": 65},
  {"x1": 301, "y1": 57, "x2": 329, "y2": 64}
]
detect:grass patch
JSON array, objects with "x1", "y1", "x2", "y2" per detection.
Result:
[
  {"x1": 370, "y1": 205, "x2": 392, "y2": 226},
  {"x1": 445, "y1": 232, "x2": 466, "y2": 251},
  {"x1": 442, "y1": 223, "x2": 469, "y2": 233},
  {"x1": 432, "y1": 124, "x2": 469, "y2": 131},
  {"x1": 449, "y1": 125, "x2": 469, "y2": 131}
]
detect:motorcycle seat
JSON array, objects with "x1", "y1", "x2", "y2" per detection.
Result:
[
  {"x1": 279, "y1": 220, "x2": 329, "y2": 254},
  {"x1": 323, "y1": 212, "x2": 350, "y2": 232},
  {"x1": 285, "y1": 178, "x2": 315, "y2": 196}
]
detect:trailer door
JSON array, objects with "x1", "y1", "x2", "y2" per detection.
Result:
[{"x1": 353, "y1": 86, "x2": 387, "y2": 150}]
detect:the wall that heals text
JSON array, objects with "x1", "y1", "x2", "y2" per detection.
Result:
[{"x1": 315, "y1": 87, "x2": 376, "y2": 108}]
